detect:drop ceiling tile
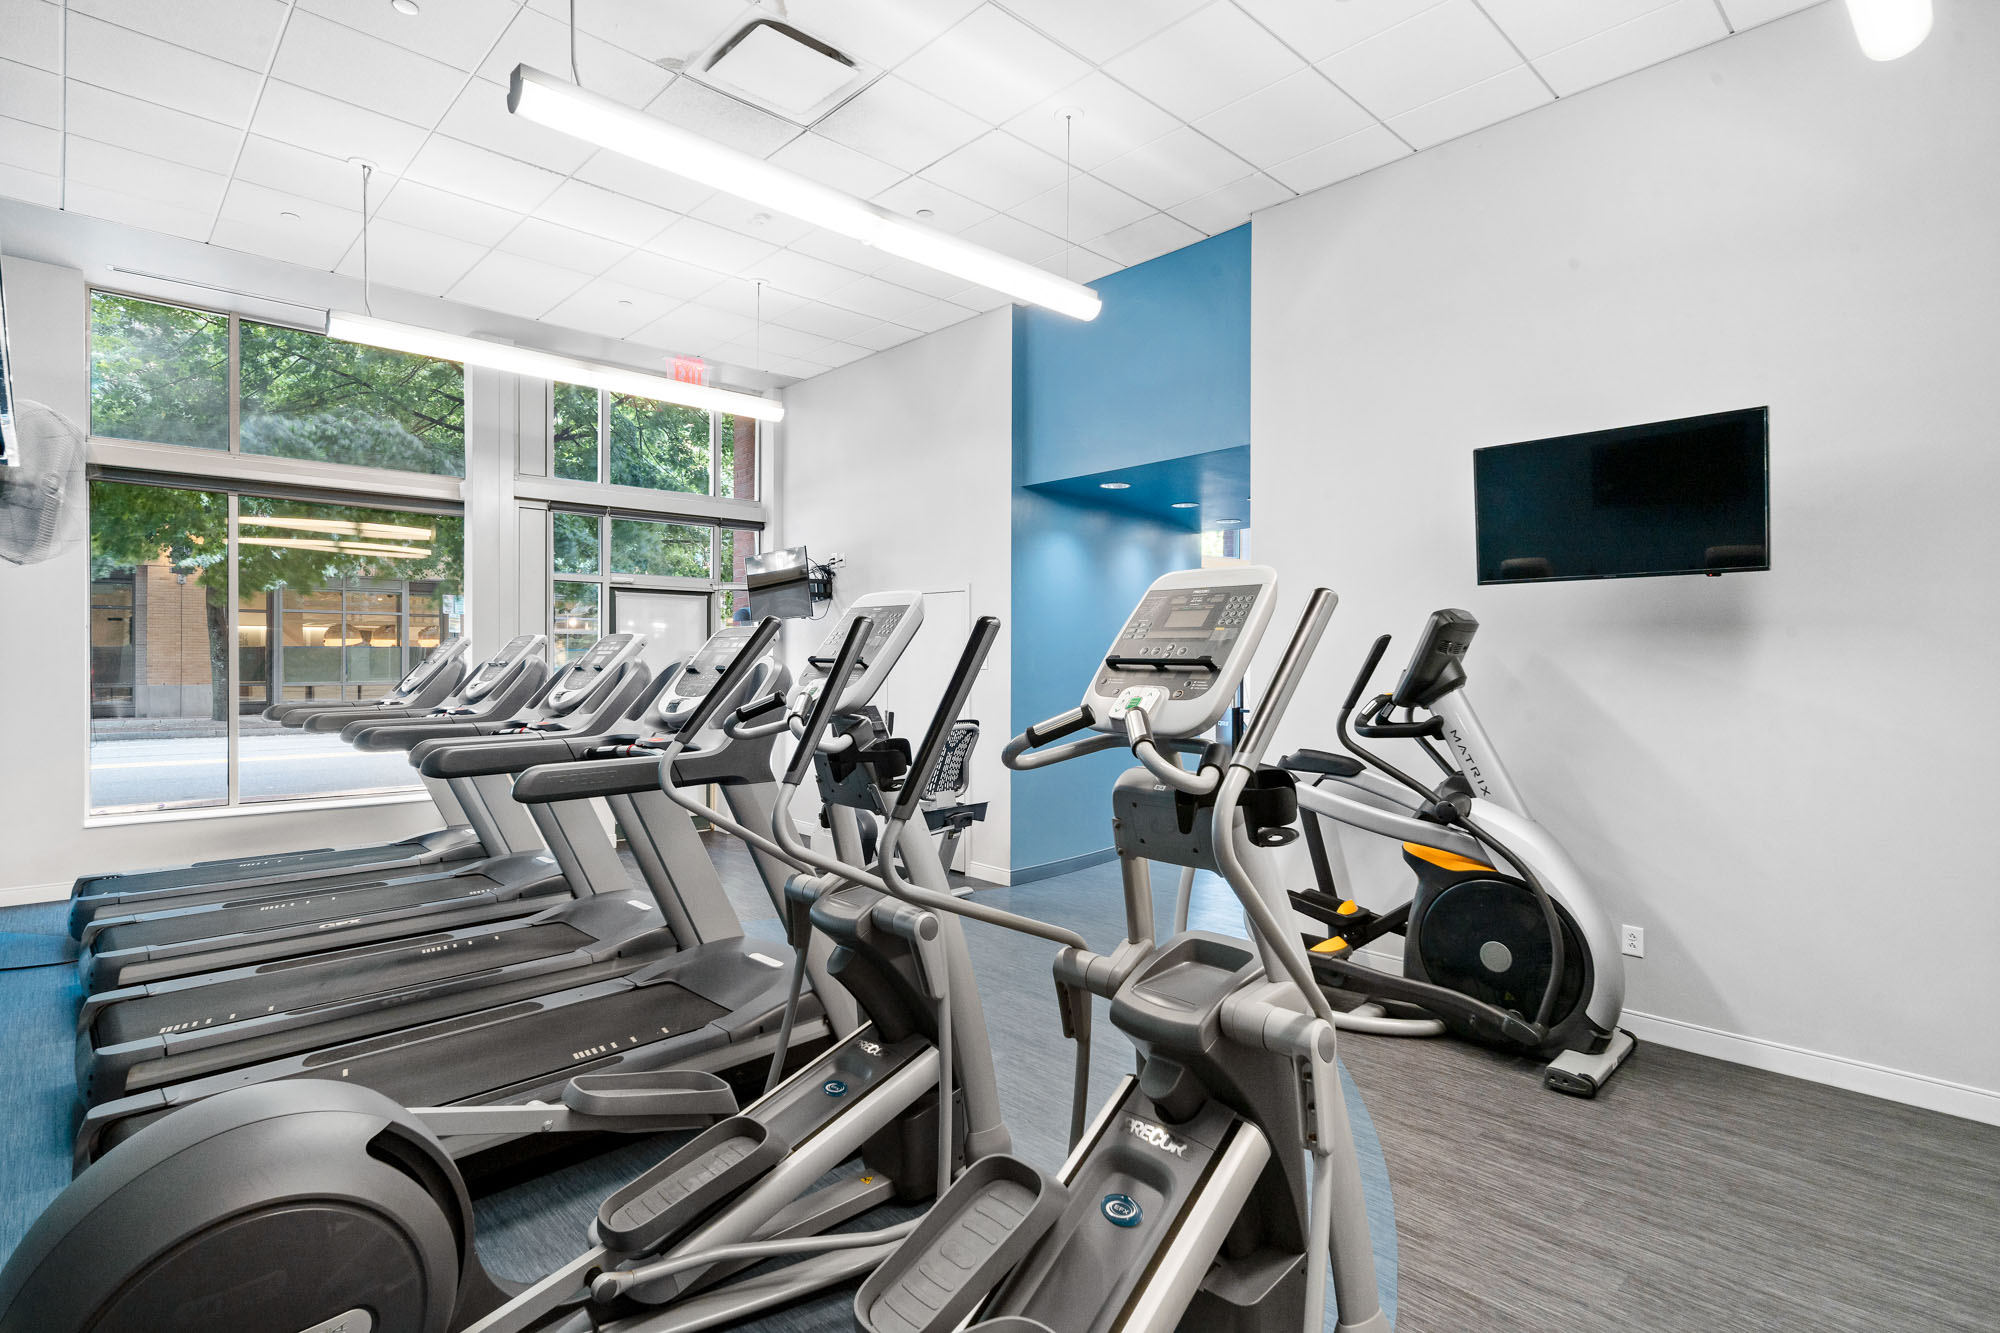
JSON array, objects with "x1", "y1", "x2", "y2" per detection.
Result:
[
  {"x1": 1387, "y1": 64, "x2": 1551, "y2": 149},
  {"x1": 1718, "y1": 0, "x2": 1825, "y2": 30},
  {"x1": 637, "y1": 302, "x2": 757, "y2": 350},
  {"x1": 300, "y1": 0, "x2": 519, "y2": 71},
  {"x1": 1002, "y1": 72, "x2": 1181, "y2": 172},
  {"x1": 448, "y1": 249, "x2": 592, "y2": 320},
  {"x1": 574, "y1": 151, "x2": 716, "y2": 215},
  {"x1": 1094, "y1": 127, "x2": 1257, "y2": 211},
  {"x1": 1478, "y1": 0, "x2": 1683, "y2": 58},
  {"x1": 64, "y1": 179, "x2": 214, "y2": 240},
  {"x1": 774, "y1": 355, "x2": 831, "y2": 378},
  {"x1": 66, "y1": 15, "x2": 266, "y2": 126},
  {"x1": 1265, "y1": 124, "x2": 1409, "y2": 193},
  {"x1": 789, "y1": 228, "x2": 897, "y2": 274},
  {"x1": 541, "y1": 278, "x2": 685, "y2": 341},
  {"x1": 921, "y1": 132, "x2": 1065, "y2": 213},
  {"x1": 956, "y1": 212, "x2": 1064, "y2": 264},
  {"x1": 1168, "y1": 172, "x2": 1293, "y2": 235},
  {"x1": 478, "y1": 7, "x2": 675, "y2": 110},
  {"x1": 531, "y1": 179, "x2": 676, "y2": 248},
  {"x1": 1318, "y1": 0, "x2": 1522, "y2": 120},
  {"x1": 1234, "y1": 0, "x2": 1449, "y2": 62},
  {"x1": 813, "y1": 76, "x2": 987, "y2": 174},
  {"x1": 711, "y1": 321, "x2": 824, "y2": 358},
  {"x1": 69, "y1": 0, "x2": 290, "y2": 72},
  {"x1": 602, "y1": 248, "x2": 727, "y2": 301},
  {"x1": 0, "y1": 115, "x2": 58, "y2": 176},
  {"x1": 0, "y1": 59, "x2": 58, "y2": 130},
  {"x1": 273, "y1": 12, "x2": 464, "y2": 128},
  {"x1": 1105, "y1": 4, "x2": 1306, "y2": 123},
  {"x1": 212, "y1": 179, "x2": 359, "y2": 270},
  {"x1": 895, "y1": 299, "x2": 979, "y2": 334},
  {"x1": 1, "y1": 0, "x2": 61, "y2": 72},
  {"x1": 253, "y1": 81, "x2": 432, "y2": 175},
  {"x1": 689, "y1": 193, "x2": 814, "y2": 248},
  {"x1": 334, "y1": 217, "x2": 488, "y2": 295},
  {"x1": 782, "y1": 0, "x2": 985, "y2": 68},
  {"x1": 405, "y1": 135, "x2": 566, "y2": 212},
  {"x1": 646, "y1": 77, "x2": 801, "y2": 161},
  {"x1": 1533, "y1": 0, "x2": 1730, "y2": 97},
  {"x1": 898, "y1": 6, "x2": 1092, "y2": 125},
  {"x1": 531, "y1": 0, "x2": 759, "y2": 65},
  {"x1": 865, "y1": 256, "x2": 975, "y2": 300},
  {"x1": 498, "y1": 217, "x2": 630, "y2": 276},
  {"x1": 1091, "y1": 212, "x2": 1202, "y2": 267},
  {"x1": 827, "y1": 273, "x2": 934, "y2": 322},
  {"x1": 1036, "y1": 247, "x2": 1121, "y2": 284},
  {"x1": 759, "y1": 248, "x2": 867, "y2": 301},
  {"x1": 766, "y1": 134, "x2": 908, "y2": 198},
  {"x1": 944, "y1": 285, "x2": 1011, "y2": 313},
  {"x1": 0, "y1": 161, "x2": 59, "y2": 208},
  {"x1": 1194, "y1": 70, "x2": 1374, "y2": 171},
  {"x1": 696, "y1": 276, "x2": 809, "y2": 322},
  {"x1": 373, "y1": 177, "x2": 524, "y2": 246},
  {"x1": 995, "y1": 0, "x2": 1208, "y2": 63},
  {"x1": 438, "y1": 78, "x2": 596, "y2": 174},
  {"x1": 66, "y1": 137, "x2": 228, "y2": 212},
  {"x1": 235, "y1": 136, "x2": 367, "y2": 209},
  {"x1": 64, "y1": 84, "x2": 244, "y2": 175},
  {"x1": 873, "y1": 177, "x2": 994, "y2": 233},
  {"x1": 845, "y1": 321, "x2": 922, "y2": 351},
  {"x1": 647, "y1": 216, "x2": 780, "y2": 273},
  {"x1": 774, "y1": 301, "x2": 880, "y2": 341},
  {"x1": 810, "y1": 341, "x2": 871, "y2": 369},
  {"x1": 1012, "y1": 174, "x2": 1152, "y2": 242}
]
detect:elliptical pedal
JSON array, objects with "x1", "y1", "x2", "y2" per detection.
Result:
[{"x1": 597, "y1": 1116, "x2": 790, "y2": 1252}]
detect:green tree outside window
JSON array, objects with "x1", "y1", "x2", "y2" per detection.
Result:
[
  {"x1": 89, "y1": 294, "x2": 229, "y2": 450},
  {"x1": 610, "y1": 395, "x2": 709, "y2": 493}
]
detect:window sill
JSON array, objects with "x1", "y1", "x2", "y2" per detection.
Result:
[{"x1": 85, "y1": 788, "x2": 434, "y2": 829}]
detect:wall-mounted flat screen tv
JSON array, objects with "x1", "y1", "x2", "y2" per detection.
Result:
[
  {"x1": 1474, "y1": 407, "x2": 1769, "y2": 584},
  {"x1": 746, "y1": 545, "x2": 814, "y2": 619},
  {"x1": 0, "y1": 249, "x2": 18, "y2": 467}
]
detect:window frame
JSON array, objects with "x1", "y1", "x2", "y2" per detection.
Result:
[{"x1": 544, "y1": 506, "x2": 754, "y2": 654}]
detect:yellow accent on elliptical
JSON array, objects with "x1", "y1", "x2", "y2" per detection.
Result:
[
  {"x1": 1402, "y1": 842, "x2": 1494, "y2": 874},
  {"x1": 1312, "y1": 937, "x2": 1350, "y2": 954}
]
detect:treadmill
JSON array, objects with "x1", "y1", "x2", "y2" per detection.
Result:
[
  {"x1": 67, "y1": 635, "x2": 548, "y2": 935},
  {"x1": 74, "y1": 595, "x2": 923, "y2": 1170},
  {"x1": 76, "y1": 622, "x2": 791, "y2": 1108},
  {"x1": 260, "y1": 632, "x2": 469, "y2": 727},
  {"x1": 76, "y1": 634, "x2": 651, "y2": 993}
]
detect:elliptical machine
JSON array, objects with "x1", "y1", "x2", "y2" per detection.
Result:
[{"x1": 1284, "y1": 609, "x2": 1636, "y2": 1096}]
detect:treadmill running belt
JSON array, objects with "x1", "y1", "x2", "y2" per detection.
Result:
[
  {"x1": 89, "y1": 873, "x2": 531, "y2": 952},
  {"x1": 296, "y1": 984, "x2": 731, "y2": 1107},
  {"x1": 91, "y1": 923, "x2": 597, "y2": 1046},
  {"x1": 75, "y1": 844, "x2": 403, "y2": 897}
]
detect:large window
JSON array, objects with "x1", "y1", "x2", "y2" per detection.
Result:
[
  {"x1": 547, "y1": 382, "x2": 759, "y2": 501},
  {"x1": 546, "y1": 509, "x2": 754, "y2": 664},
  {"x1": 91, "y1": 292, "x2": 465, "y2": 477},
  {"x1": 88, "y1": 479, "x2": 464, "y2": 815}
]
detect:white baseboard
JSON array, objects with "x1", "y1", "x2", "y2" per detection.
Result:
[
  {"x1": 966, "y1": 861, "x2": 1009, "y2": 886},
  {"x1": 0, "y1": 882, "x2": 69, "y2": 908},
  {"x1": 1621, "y1": 1009, "x2": 2000, "y2": 1127}
]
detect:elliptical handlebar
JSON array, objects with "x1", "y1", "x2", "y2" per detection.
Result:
[{"x1": 785, "y1": 616, "x2": 871, "y2": 786}]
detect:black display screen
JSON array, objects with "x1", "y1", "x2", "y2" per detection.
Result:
[{"x1": 1474, "y1": 408, "x2": 1769, "y2": 584}]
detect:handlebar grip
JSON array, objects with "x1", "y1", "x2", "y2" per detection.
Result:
[
  {"x1": 731, "y1": 690, "x2": 786, "y2": 723},
  {"x1": 894, "y1": 617, "x2": 1000, "y2": 822},
  {"x1": 1341, "y1": 635, "x2": 1392, "y2": 712},
  {"x1": 1023, "y1": 705, "x2": 1095, "y2": 748},
  {"x1": 784, "y1": 615, "x2": 872, "y2": 785},
  {"x1": 675, "y1": 617, "x2": 782, "y2": 739}
]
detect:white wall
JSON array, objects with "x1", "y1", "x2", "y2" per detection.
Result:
[
  {"x1": 776, "y1": 309, "x2": 1013, "y2": 881},
  {"x1": 1252, "y1": 1, "x2": 2000, "y2": 1120}
]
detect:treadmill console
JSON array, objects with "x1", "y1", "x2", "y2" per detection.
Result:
[
  {"x1": 1390, "y1": 609, "x2": 1476, "y2": 709},
  {"x1": 1086, "y1": 566, "x2": 1278, "y2": 738},
  {"x1": 655, "y1": 622, "x2": 780, "y2": 743},
  {"x1": 795, "y1": 590, "x2": 924, "y2": 713},
  {"x1": 670, "y1": 622, "x2": 758, "y2": 699},
  {"x1": 461, "y1": 634, "x2": 542, "y2": 700},
  {"x1": 544, "y1": 633, "x2": 642, "y2": 711},
  {"x1": 399, "y1": 635, "x2": 466, "y2": 692}
]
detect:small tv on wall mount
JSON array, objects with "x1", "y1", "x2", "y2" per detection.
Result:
[
  {"x1": 0, "y1": 246, "x2": 18, "y2": 467},
  {"x1": 1474, "y1": 407, "x2": 1769, "y2": 584}
]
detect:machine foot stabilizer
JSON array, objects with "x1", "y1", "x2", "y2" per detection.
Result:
[{"x1": 1544, "y1": 1028, "x2": 1637, "y2": 1097}]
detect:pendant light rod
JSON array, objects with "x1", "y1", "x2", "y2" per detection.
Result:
[{"x1": 507, "y1": 64, "x2": 1102, "y2": 321}]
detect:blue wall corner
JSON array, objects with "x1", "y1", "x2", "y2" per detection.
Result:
[{"x1": 1008, "y1": 228, "x2": 1250, "y2": 872}]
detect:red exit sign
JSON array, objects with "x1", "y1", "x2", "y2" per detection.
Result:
[{"x1": 671, "y1": 357, "x2": 708, "y2": 385}]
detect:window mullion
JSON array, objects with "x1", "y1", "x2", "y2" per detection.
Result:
[
  {"x1": 598, "y1": 388, "x2": 609, "y2": 486},
  {"x1": 227, "y1": 314, "x2": 241, "y2": 454},
  {"x1": 226, "y1": 494, "x2": 241, "y2": 806}
]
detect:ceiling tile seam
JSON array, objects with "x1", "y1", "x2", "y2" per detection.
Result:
[
  {"x1": 1467, "y1": 0, "x2": 1560, "y2": 100},
  {"x1": 1223, "y1": 0, "x2": 1418, "y2": 156},
  {"x1": 987, "y1": 0, "x2": 1212, "y2": 69},
  {"x1": 1522, "y1": 4, "x2": 1736, "y2": 89},
  {"x1": 204, "y1": 0, "x2": 302, "y2": 246},
  {"x1": 57, "y1": 0, "x2": 66, "y2": 210},
  {"x1": 331, "y1": 0, "x2": 551, "y2": 291},
  {"x1": 56, "y1": 1, "x2": 276, "y2": 78}
]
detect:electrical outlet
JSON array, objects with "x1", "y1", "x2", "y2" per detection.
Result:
[{"x1": 1620, "y1": 925, "x2": 1645, "y2": 958}]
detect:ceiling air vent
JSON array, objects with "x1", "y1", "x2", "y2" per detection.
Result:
[{"x1": 687, "y1": 19, "x2": 878, "y2": 125}]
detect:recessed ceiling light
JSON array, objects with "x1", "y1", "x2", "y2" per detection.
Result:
[
  {"x1": 914, "y1": 208, "x2": 935, "y2": 219},
  {"x1": 1171, "y1": 501, "x2": 1198, "y2": 509},
  {"x1": 278, "y1": 210, "x2": 301, "y2": 221},
  {"x1": 1216, "y1": 518, "x2": 1243, "y2": 525},
  {"x1": 391, "y1": 0, "x2": 419, "y2": 15},
  {"x1": 616, "y1": 298, "x2": 634, "y2": 307},
  {"x1": 1099, "y1": 482, "x2": 1130, "y2": 490}
]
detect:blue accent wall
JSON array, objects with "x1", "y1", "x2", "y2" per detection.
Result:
[{"x1": 1010, "y1": 228, "x2": 1250, "y2": 876}]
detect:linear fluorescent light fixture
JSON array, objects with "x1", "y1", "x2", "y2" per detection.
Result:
[
  {"x1": 238, "y1": 536, "x2": 433, "y2": 559},
  {"x1": 507, "y1": 65, "x2": 1102, "y2": 322},
  {"x1": 324, "y1": 313, "x2": 786, "y2": 422},
  {"x1": 1843, "y1": 0, "x2": 1931, "y2": 59}
]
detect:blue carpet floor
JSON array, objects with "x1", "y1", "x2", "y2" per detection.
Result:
[{"x1": 0, "y1": 855, "x2": 1398, "y2": 1330}]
